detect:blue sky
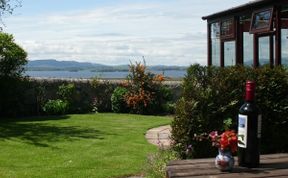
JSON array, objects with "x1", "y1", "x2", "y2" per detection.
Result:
[{"x1": 3, "y1": 0, "x2": 248, "y2": 66}]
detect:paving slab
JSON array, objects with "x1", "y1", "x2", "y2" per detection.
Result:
[{"x1": 145, "y1": 125, "x2": 172, "y2": 148}]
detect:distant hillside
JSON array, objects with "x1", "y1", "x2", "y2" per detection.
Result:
[
  {"x1": 26, "y1": 59, "x2": 106, "y2": 71},
  {"x1": 26, "y1": 59, "x2": 188, "y2": 72},
  {"x1": 27, "y1": 59, "x2": 104, "y2": 68}
]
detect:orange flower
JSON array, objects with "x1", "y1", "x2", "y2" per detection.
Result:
[
  {"x1": 154, "y1": 74, "x2": 165, "y2": 82},
  {"x1": 125, "y1": 88, "x2": 152, "y2": 109}
]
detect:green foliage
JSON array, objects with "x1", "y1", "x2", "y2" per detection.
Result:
[
  {"x1": 163, "y1": 102, "x2": 176, "y2": 114},
  {"x1": 223, "y1": 118, "x2": 233, "y2": 131},
  {"x1": 0, "y1": 32, "x2": 29, "y2": 117},
  {"x1": 0, "y1": 32, "x2": 27, "y2": 77},
  {"x1": 111, "y1": 86, "x2": 129, "y2": 113},
  {"x1": 42, "y1": 83, "x2": 75, "y2": 115},
  {"x1": 144, "y1": 148, "x2": 178, "y2": 178},
  {"x1": 42, "y1": 99, "x2": 69, "y2": 115},
  {"x1": 253, "y1": 66, "x2": 288, "y2": 153},
  {"x1": 171, "y1": 65, "x2": 288, "y2": 158},
  {"x1": 57, "y1": 83, "x2": 75, "y2": 101},
  {"x1": 90, "y1": 76, "x2": 100, "y2": 88},
  {"x1": 90, "y1": 79, "x2": 115, "y2": 112}
]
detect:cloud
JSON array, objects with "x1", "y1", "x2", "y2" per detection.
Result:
[
  {"x1": 19, "y1": 32, "x2": 206, "y2": 66},
  {"x1": 2, "y1": 0, "x2": 248, "y2": 66}
]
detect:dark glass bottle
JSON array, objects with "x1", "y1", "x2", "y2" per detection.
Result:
[{"x1": 238, "y1": 81, "x2": 261, "y2": 168}]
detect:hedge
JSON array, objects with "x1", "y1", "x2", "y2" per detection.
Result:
[{"x1": 0, "y1": 78, "x2": 181, "y2": 118}]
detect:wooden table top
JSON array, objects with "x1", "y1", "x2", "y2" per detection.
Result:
[{"x1": 166, "y1": 153, "x2": 288, "y2": 178}]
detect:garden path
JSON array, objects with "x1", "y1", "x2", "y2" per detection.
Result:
[
  {"x1": 127, "y1": 125, "x2": 172, "y2": 178},
  {"x1": 145, "y1": 125, "x2": 172, "y2": 148}
]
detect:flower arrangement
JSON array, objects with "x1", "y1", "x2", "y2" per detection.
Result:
[
  {"x1": 208, "y1": 130, "x2": 238, "y2": 153},
  {"x1": 193, "y1": 129, "x2": 238, "y2": 154},
  {"x1": 190, "y1": 119, "x2": 238, "y2": 171},
  {"x1": 192, "y1": 130, "x2": 237, "y2": 171},
  {"x1": 210, "y1": 130, "x2": 237, "y2": 171},
  {"x1": 193, "y1": 118, "x2": 238, "y2": 154}
]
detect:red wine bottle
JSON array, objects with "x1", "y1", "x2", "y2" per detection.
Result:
[{"x1": 238, "y1": 81, "x2": 261, "y2": 168}]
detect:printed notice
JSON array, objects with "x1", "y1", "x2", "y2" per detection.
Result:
[{"x1": 238, "y1": 114, "x2": 248, "y2": 148}]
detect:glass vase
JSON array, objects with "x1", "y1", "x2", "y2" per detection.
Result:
[{"x1": 215, "y1": 149, "x2": 234, "y2": 171}]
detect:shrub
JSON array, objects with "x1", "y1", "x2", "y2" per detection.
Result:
[
  {"x1": 171, "y1": 65, "x2": 288, "y2": 159},
  {"x1": 254, "y1": 66, "x2": 288, "y2": 153},
  {"x1": 57, "y1": 83, "x2": 75, "y2": 102},
  {"x1": 31, "y1": 79, "x2": 117, "y2": 115},
  {"x1": 42, "y1": 83, "x2": 75, "y2": 115},
  {"x1": 111, "y1": 87, "x2": 129, "y2": 113},
  {"x1": 90, "y1": 78, "x2": 116, "y2": 112},
  {"x1": 42, "y1": 99, "x2": 69, "y2": 115},
  {"x1": 124, "y1": 61, "x2": 172, "y2": 115},
  {"x1": 57, "y1": 83, "x2": 81, "y2": 113}
]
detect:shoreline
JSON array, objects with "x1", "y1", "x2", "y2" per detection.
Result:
[
  {"x1": 29, "y1": 77, "x2": 183, "y2": 85},
  {"x1": 24, "y1": 69, "x2": 186, "y2": 81}
]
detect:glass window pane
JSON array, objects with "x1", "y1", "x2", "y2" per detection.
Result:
[
  {"x1": 211, "y1": 22, "x2": 220, "y2": 66},
  {"x1": 224, "y1": 41, "x2": 236, "y2": 66},
  {"x1": 212, "y1": 38, "x2": 220, "y2": 66},
  {"x1": 221, "y1": 19, "x2": 234, "y2": 39},
  {"x1": 243, "y1": 32, "x2": 254, "y2": 66},
  {"x1": 211, "y1": 22, "x2": 220, "y2": 39},
  {"x1": 250, "y1": 8, "x2": 273, "y2": 33},
  {"x1": 281, "y1": 29, "x2": 288, "y2": 65},
  {"x1": 259, "y1": 36, "x2": 270, "y2": 66},
  {"x1": 281, "y1": 5, "x2": 288, "y2": 66}
]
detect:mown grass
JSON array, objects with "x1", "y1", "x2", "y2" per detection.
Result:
[{"x1": 0, "y1": 113, "x2": 171, "y2": 178}]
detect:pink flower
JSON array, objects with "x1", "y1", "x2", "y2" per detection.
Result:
[{"x1": 209, "y1": 131, "x2": 218, "y2": 140}]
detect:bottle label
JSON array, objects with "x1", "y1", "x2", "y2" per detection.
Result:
[
  {"x1": 258, "y1": 115, "x2": 262, "y2": 138},
  {"x1": 238, "y1": 114, "x2": 248, "y2": 148}
]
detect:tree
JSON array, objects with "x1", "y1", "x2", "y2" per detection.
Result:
[
  {"x1": 0, "y1": 0, "x2": 21, "y2": 16},
  {"x1": 0, "y1": 32, "x2": 28, "y2": 117},
  {"x1": 0, "y1": 32, "x2": 27, "y2": 77},
  {"x1": 0, "y1": 0, "x2": 22, "y2": 29}
]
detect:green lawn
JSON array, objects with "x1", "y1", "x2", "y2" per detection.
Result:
[{"x1": 0, "y1": 113, "x2": 171, "y2": 178}]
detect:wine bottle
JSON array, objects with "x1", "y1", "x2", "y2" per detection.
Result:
[{"x1": 238, "y1": 81, "x2": 261, "y2": 168}]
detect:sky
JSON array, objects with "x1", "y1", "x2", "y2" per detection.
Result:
[{"x1": 2, "y1": 0, "x2": 249, "y2": 66}]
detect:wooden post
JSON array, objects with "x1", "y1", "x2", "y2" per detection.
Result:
[
  {"x1": 207, "y1": 23, "x2": 212, "y2": 66},
  {"x1": 253, "y1": 35, "x2": 259, "y2": 67},
  {"x1": 220, "y1": 41, "x2": 224, "y2": 67},
  {"x1": 269, "y1": 35, "x2": 274, "y2": 67},
  {"x1": 235, "y1": 17, "x2": 243, "y2": 65},
  {"x1": 275, "y1": 6, "x2": 281, "y2": 66}
]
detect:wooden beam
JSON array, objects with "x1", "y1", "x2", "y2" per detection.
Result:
[{"x1": 275, "y1": 6, "x2": 281, "y2": 65}]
